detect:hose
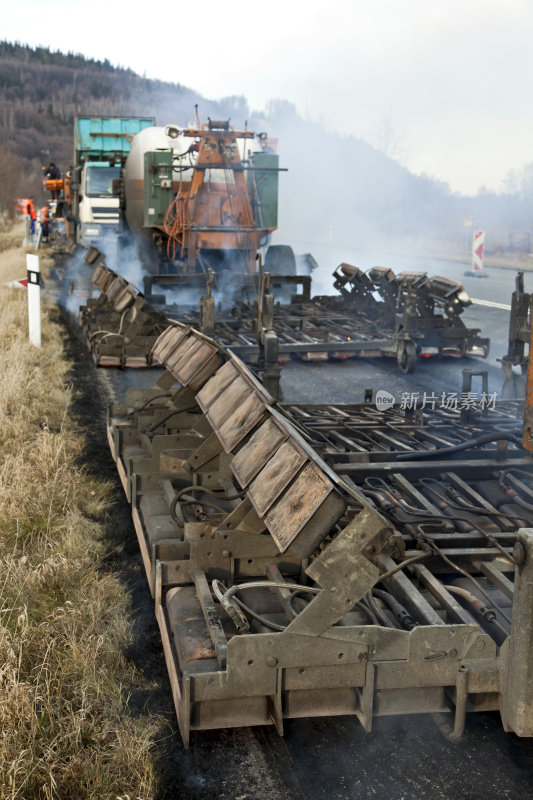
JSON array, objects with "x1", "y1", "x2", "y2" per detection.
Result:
[
  {"x1": 355, "y1": 599, "x2": 380, "y2": 625},
  {"x1": 364, "y1": 590, "x2": 394, "y2": 627},
  {"x1": 169, "y1": 485, "x2": 247, "y2": 523},
  {"x1": 126, "y1": 393, "x2": 172, "y2": 417},
  {"x1": 414, "y1": 479, "x2": 517, "y2": 562},
  {"x1": 411, "y1": 523, "x2": 512, "y2": 626},
  {"x1": 373, "y1": 588, "x2": 416, "y2": 630},
  {"x1": 499, "y1": 469, "x2": 533, "y2": 512},
  {"x1": 419, "y1": 477, "x2": 528, "y2": 522},
  {"x1": 396, "y1": 430, "x2": 523, "y2": 461},
  {"x1": 89, "y1": 305, "x2": 136, "y2": 343},
  {"x1": 446, "y1": 585, "x2": 509, "y2": 640},
  {"x1": 212, "y1": 579, "x2": 322, "y2": 632},
  {"x1": 145, "y1": 404, "x2": 197, "y2": 435},
  {"x1": 174, "y1": 485, "x2": 247, "y2": 504},
  {"x1": 366, "y1": 487, "x2": 514, "y2": 623},
  {"x1": 373, "y1": 550, "x2": 431, "y2": 584}
]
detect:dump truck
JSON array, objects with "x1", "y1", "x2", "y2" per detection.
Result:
[{"x1": 54, "y1": 116, "x2": 155, "y2": 246}]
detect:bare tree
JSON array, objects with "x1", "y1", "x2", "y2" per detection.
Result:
[
  {"x1": 0, "y1": 148, "x2": 23, "y2": 217},
  {"x1": 372, "y1": 110, "x2": 408, "y2": 163}
]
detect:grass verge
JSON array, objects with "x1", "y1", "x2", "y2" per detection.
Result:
[{"x1": 0, "y1": 234, "x2": 158, "y2": 798}]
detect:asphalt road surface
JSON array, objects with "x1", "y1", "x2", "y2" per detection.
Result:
[{"x1": 69, "y1": 256, "x2": 533, "y2": 800}]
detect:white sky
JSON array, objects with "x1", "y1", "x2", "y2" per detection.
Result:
[{"x1": 4, "y1": 0, "x2": 533, "y2": 195}]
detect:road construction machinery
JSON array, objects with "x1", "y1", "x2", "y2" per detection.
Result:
[
  {"x1": 122, "y1": 118, "x2": 288, "y2": 277},
  {"x1": 44, "y1": 116, "x2": 155, "y2": 246},
  {"x1": 501, "y1": 272, "x2": 530, "y2": 400},
  {"x1": 79, "y1": 249, "x2": 169, "y2": 367},
  {"x1": 329, "y1": 264, "x2": 489, "y2": 370},
  {"x1": 78, "y1": 249, "x2": 489, "y2": 375},
  {"x1": 78, "y1": 248, "x2": 281, "y2": 392},
  {"x1": 106, "y1": 321, "x2": 533, "y2": 746}
]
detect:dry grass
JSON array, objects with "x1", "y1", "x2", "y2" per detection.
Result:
[
  {"x1": 0, "y1": 220, "x2": 26, "y2": 255},
  {"x1": 0, "y1": 237, "x2": 158, "y2": 798}
]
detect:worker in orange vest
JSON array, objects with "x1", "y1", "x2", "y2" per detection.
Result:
[
  {"x1": 26, "y1": 198, "x2": 37, "y2": 236},
  {"x1": 40, "y1": 204, "x2": 50, "y2": 242}
]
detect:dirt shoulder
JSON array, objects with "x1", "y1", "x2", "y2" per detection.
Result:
[{"x1": 0, "y1": 235, "x2": 159, "y2": 800}]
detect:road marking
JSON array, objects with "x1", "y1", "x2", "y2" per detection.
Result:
[{"x1": 471, "y1": 298, "x2": 511, "y2": 311}]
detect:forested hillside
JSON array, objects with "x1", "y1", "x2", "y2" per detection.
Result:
[
  {"x1": 0, "y1": 41, "x2": 530, "y2": 252},
  {"x1": 0, "y1": 42, "x2": 245, "y2": 211}
]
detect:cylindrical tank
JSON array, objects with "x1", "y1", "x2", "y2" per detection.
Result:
[{"x1": 123, "y1": 125, "x2": 263, "y2": 238}]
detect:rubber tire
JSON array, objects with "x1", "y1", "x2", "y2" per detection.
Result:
[
  {"x1": 397, "y1": 341, "x2": 417, "y2": 373},
  {"x1": 264, "y1": 244, "x2": 297, "y2": 275}
]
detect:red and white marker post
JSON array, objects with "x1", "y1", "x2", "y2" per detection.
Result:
[
  {"x1": 26, "y1": 253, "x2": 41, "y2": 347},
  {"x1": 464, "y1": 229, "x2": 488, "y2": 278},
  {"x1": 472, "y1": 229, "x2": 485, "y2": 273},
  {"x1": 4, "y1": 277, "x2": 28, "y2": 289}
]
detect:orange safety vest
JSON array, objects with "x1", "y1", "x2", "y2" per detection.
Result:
[{"x1": 26, "y1": 201, "x2": 36, "y2": 221}]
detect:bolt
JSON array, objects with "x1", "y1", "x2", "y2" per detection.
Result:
[
  {"x1": 221, "y1": 549, "x2": 231, "y2": 558},
  {"x1": 267, "y1": 656, "x2": 278, "y2": 667},
  {"x1": 513, "y1": 541, "x2": 527, "y2": 566},
  {"x1": 358, "y1": 652, "x2": 368, "y2": 662},
  {"x1": 330, "y1": 587, "x2": 337, "y2": 593},
  {"x1": 448, "y1": 648, "x2": 458, "y2": 658}
]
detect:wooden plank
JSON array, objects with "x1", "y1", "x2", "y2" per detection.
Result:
[{"x1": 193, "y1": 571, "x2": 228, "y2": 668}]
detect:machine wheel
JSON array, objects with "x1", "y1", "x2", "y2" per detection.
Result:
[
  {"x1": 264, "y1": 244, "x2": 297, "y2": 275},
  {"x1": 397, "y1": 342, "x2": 417, "y2": 373}
]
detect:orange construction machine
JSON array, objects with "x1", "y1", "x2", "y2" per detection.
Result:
[{"x1": 123, "y1": 118, "x2": 289, "y2": 274}]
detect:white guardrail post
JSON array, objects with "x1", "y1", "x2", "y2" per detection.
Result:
[{"x1": 26, "y1": 253, "x2": 41, "y2": 347}]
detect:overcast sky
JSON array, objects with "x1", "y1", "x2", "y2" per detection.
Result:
[{"x1": 4, "y1": 0, "x2": 532, "y2": 195}]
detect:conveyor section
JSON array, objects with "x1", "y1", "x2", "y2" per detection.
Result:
[
  {"x1": 75, "y1": 247, "x2": 489, "y2": 374},
  {"x1": 79, "y1": 252, "x2": 170, "y2": 367},
  {"x1": 106, "y1": 323, "x2": 533, "y2": 746}
]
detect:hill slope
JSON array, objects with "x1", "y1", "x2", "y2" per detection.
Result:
[{"x1": 0, "y1": 41, "x2": 528, "y2": 251}]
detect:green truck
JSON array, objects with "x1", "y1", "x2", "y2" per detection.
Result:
[{"x1": 69, "y1": 116, "x2": 154, "y2": 246}]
